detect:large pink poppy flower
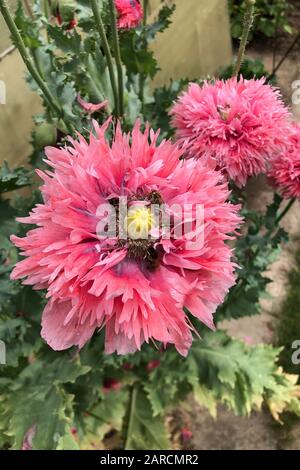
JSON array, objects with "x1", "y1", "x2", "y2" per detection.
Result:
[{"x1": 11, "y1": 119, "x2": 241, "y2": 356}]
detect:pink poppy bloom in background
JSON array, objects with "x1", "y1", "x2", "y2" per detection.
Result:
[
  {"x1": 11, "y1": 119, "x2": 241, "y2": 356},
  {"x1": 180, "y1": 427, "x2": 193, "y2": 444},
  {"x1": 103, "y1": 377, "x2": 122, "y2": 393},
  {"x1": 243, "y1": 335, "x2": 254, "y2": 345},
  {"x1": 77, "y1": 95, "x2": 108, "y2": 115},
  {"x1": 170, "y1": 77, "x2": 291, "y2": 187},
  {"x1": 115, "y1": 0, "x2": 143, "y2": 29},
  {"x1": 146, "y1": 359, "x2": 161, "y2": 372},
  {"x1": 122, "y1": 362, "x2": 133, "y2": 370},
  {"x1": 268, "y1": 122, "x2": 300, "y2": 200},
  {"x1": 67, "y1": 18, "x2": 77, "y2": 31}
]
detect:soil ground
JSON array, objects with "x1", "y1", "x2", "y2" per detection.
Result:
[{"x1": 175, "y1": 1, "x2": 300, "y2": 450}]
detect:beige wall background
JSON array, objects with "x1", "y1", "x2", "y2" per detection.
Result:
[
  {"x1": 149, "y1": 0, "x2": 232, "y2": 85},
  {"x1": 0, "y1": 1, "x2": 18, "y2": 52},
  {"x1": 0, "y1": 0, "x2": 232, "y2": 166}
]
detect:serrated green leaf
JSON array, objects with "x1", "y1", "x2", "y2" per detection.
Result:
[
  {"x1": 0, "y1": 162, "x2": 32, "y2": 194},
  {"x1": 145, "y1": 5, "x2": 176, "y2": 42},
  {"x1": 192, "y1": 383, "x2": 217, "y2": 418},
  {"x1": 46, "y1": 25, "x2": 82, "y2": 54},
  {"x1": 57, "y1": 428, "x2": 80, "y2": 450},
  {"x1": 124, "y1": 387, "x2": 170, "y2": 450},
  {"x1": 0, "y1": 357, "x2": 90, "y2": 449},
  {"x1": 0, "y1": 317, "x2": 41, "y2": 367}
]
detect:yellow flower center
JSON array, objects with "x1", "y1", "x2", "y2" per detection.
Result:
[{"x1": 125, "y1": 205, "x2": 155, "y2": 240}]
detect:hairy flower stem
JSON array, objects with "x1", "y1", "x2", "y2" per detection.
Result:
[
  {"x1": 91, "y1": 0, "x2": 119, "y2": 116},
  {"x1": 270, "y1": 30, "x2": 300, "y2": 80},
  {"x1": 139, "y1": 0, "x2": 149, "y2": 113},
  {"x1": 0, "y1": 0, "x2": 68, "y2": 124},
  {"x1": 252, "y1": 198, "x2": 296, "y2": 262},
  {"x1": 124, "y1": 384, "x2": 138, "y2": 450},
  {"x1": 43, "y1": 0, "x2": 49, "y2": 19},
  {"x1": 143, "y1": 0, "x2": 148, "y2": 23},
  {"x1": 233, "y1": 0, "x2": 256, "y2": 77},
  {"x1": 108, "y1": 0, "x2": 124, "y2": 117},
  {"x1": 251, "y1": 199, "x2": 296, "y2": 267},
  {"x1": 275, "y1": 197, "x2": 296, "y2": 225}
]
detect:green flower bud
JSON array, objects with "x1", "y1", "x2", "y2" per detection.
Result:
[{"x1": 34, "y1": 122, "x2": 57, "y2": 149}]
